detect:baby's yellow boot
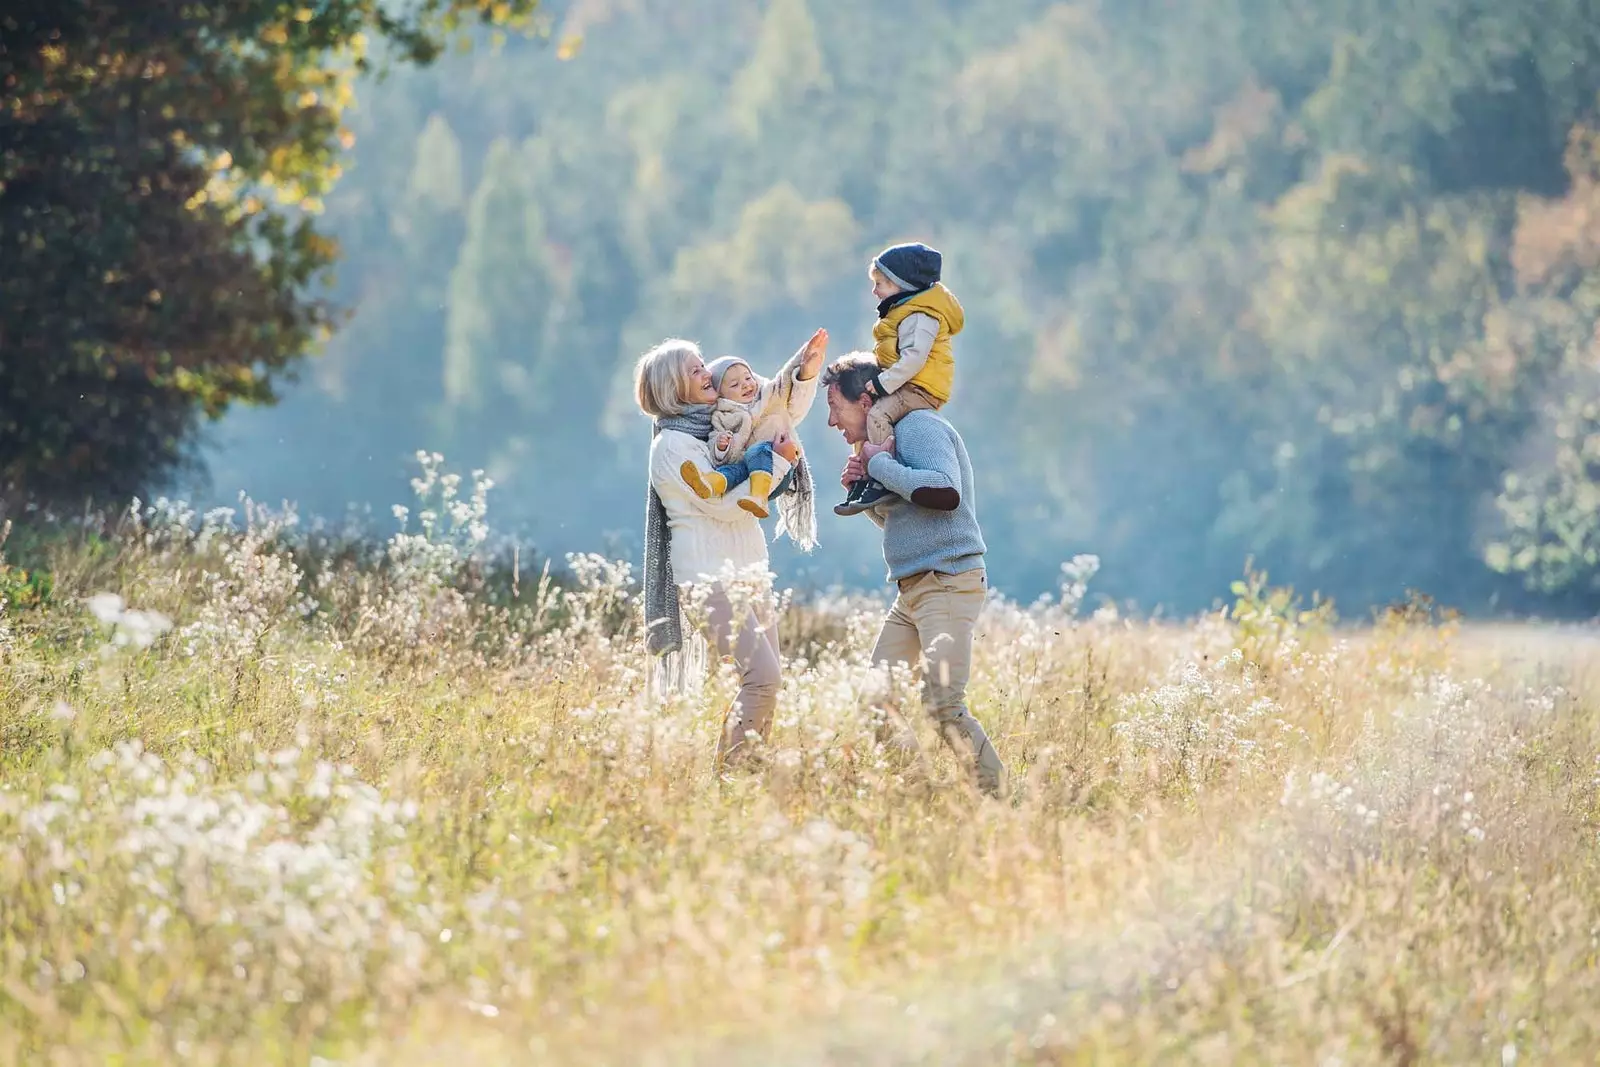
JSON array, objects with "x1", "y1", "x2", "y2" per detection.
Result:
[
  {"x1": 738, "y1": 470, "x2": 773, "y2": 518},
  {"x1": 681, "y1": 461, "x2": 728, "y2": 499}
]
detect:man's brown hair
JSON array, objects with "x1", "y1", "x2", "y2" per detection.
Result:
[{"x1": 820, "y1": 352, "x2": 879, "y2": 401}]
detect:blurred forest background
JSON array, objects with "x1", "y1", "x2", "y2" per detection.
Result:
[{"x1": 9, "y1": 0, "x2": 1600, "y2": 615}]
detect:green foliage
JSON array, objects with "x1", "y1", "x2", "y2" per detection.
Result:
[
  {"x1": 728, "y1": 0, "x2": 830, "y2": 138},
  {"x1": 21, "y1": 0, "x2": 1600, "y2": 613},
  {"x1": 0, "y1": 564, "x2": 53, "y2": 612},
  {"x1": 0, "y1": 0, "x2": 543, "y2": 504},
  {"x1": 0, "y1": 521, "x2": 53, "y2": 611},
  {"x1": 1376, "y1": 589, "x2": 1461, "y2": 632},
  {"x1": 1227, "y1": 560, "x2": 1336, "y2": 662},
  {"x1": 443, "y1": 139, "x2": 559, "y2": 414},
  {"x1": 1483, "y1": 127, "x2": 1600, "y2": 599}
]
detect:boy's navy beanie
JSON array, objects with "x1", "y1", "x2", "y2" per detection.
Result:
[{"x1": 873, "y1": 242, "x2": 942, "y2": 292}]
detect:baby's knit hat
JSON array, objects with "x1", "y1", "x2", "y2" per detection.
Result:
[
  {"x1": 873, "y1": 242, "x2": 942, "y2": 292},
  {"x1": 706, "y1": 356, "x2": 752, "y2": 393}
]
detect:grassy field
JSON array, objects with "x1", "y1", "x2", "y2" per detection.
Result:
[{"x1": 2, "y1": 486, "x2": 1599, "y2": 1065}]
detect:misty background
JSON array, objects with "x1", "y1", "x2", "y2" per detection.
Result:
[{"x1": 186, "y1": 0, "x2": 1600, "y2": 617}]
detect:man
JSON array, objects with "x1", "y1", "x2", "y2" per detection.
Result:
[{"x1": 822, "y1": 353, "x2": 1005, "y2": 797}]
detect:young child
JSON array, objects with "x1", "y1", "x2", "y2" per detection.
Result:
[
  {"x1": 836, "y1": 241, "x2": 964, "y2": 517},
  {"x1": 678, "y1": 420, "x2": 776, "y2": 519},
  {"x1": 678, "y1": 338, "x2": 823, "y2": 547}
]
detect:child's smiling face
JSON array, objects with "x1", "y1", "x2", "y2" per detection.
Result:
[
  {"x1": 870, "y1": 269, "x2": 902, "y2": 303},
  {"x1": 718, "y1": 363, "x2": 760, "y2": 404}
]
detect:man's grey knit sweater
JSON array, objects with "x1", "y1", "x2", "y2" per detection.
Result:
[{"x1": 865, "y1": 410, "x2": 987, "y2": 583}]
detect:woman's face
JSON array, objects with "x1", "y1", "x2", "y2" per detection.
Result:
[{"x1": 682, "y1": 353, "x2": 718, "y2": 405}]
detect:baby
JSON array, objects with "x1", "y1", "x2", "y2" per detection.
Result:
[
  {"x1": 836, "y1": 241, "x2": 964, "y2": 516},
  {"x1": 679, "y1": 381, "x2": 777, "y2": 520},
  {"x1": 679, "y1": 338, "x2": 822, "y2": 540}
]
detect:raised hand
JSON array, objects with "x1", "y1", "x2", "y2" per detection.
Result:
[{"x1": 799, "y1": 327, "x2": 828, "y2": 379}]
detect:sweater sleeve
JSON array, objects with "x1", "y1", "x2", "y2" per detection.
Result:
[
  {"x1": 876, "y1": 312, "x2": 940, "y2": 395},
  {"x1": 788, "y1": 361, "x2": 821, "y2": 424},
  {"x1": 652, "y1": 430, "x2": 791, "y2": 520},
  {"x1": 764, "y1": 340, "x2": 821, "y2": 424},
  {"x1": 866, "y1": 416, "x2": 958, "y2": 502}
]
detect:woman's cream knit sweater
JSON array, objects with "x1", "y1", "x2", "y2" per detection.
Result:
[{"x1": 648, "y1": 360, "x2": 819, "y2": 584}]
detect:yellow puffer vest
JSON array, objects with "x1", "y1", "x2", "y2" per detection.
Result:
[{"x1": 872, "y1": 283, "x2": 964, "y2": 404}]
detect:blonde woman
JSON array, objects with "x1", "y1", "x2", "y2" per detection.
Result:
[{"x1": 637, "y1": 328, "x2": 827, "y2": 766}]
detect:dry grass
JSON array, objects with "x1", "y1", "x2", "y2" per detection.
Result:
[{"x1": 2, "y1": 481, "x2": 1599, "y2": 1065}]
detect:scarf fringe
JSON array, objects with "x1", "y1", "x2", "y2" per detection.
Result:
[
  {"x1": 648, "y1": 628, "x2": 708, "y2": 699},
  {"x1": 774, "y1": 454, "x2": 818, "y2": 553}
]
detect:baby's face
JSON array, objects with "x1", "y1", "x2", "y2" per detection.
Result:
[
  {"x1": 718, "y1": 364, "x2": 760, "y2": 404},
  {"x1": 870, "y1": 269, "x2": 902, "y2": 303}
]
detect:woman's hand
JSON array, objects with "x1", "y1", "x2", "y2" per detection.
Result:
[
  {"x1": 797, "y1": 328, "x2": 828, "y2": 380},
  {"x1": 773, "y1": 431, "x2": 800, "y2": 464},
  {"x1": 716, "y1": 432, "x2": 733, "y2": 452}
]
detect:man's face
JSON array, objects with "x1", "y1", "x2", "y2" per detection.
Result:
[{"x1": 826, "y1": 384, "x2": 871, "y2": 445}]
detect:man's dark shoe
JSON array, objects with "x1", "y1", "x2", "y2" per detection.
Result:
[{"x1": 834, "y1": 479, "x2": 892, "y2": 516}]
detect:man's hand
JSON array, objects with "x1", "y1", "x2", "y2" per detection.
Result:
[
  {"x1": 859, "y1": 435, "x2": 895, "y2": 465},
  {"x1": 798, "y1": 327, "x2": 828, "y2": 380},
  {"x1": 841, "y1": 453, "x2": 866, "y2": 488}
]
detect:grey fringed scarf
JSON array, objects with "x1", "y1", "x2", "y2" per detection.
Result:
[
  {"x1": 644, "y1": 407, "x2": 714, "y2": 655},
  {"x1": 774, "y1": 455, "x2": 817, "y2": 553}
]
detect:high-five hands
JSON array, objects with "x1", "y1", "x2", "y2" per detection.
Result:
[{"x1": 799, "y1": 328, "x2": 828, "y2": 380}]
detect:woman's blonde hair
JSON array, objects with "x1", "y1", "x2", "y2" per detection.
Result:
[{"x1": 634, "y1": 338, "x2": 702, "y2": 418}]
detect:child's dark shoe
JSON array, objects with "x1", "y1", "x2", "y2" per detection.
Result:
[
  {"x1": 833, "y1": 479, "x2": 864, "y2": 517},
  {"x1": 854, "y1": 479, "x2": 893, "y2": 508},
  {"x1": 834, "y1": 479, "x2": 891, "y2": 516}
]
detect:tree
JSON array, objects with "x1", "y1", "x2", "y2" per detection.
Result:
[
  {"x1": 396, "y1": 114, "x2": 468, "y2": 262},
  {"x1": 442, "y1": 138, "x2": 560, "y2": 439},
  {"x1": 727, "y1": 0, "x2": 829, "y2": 138},
  {"x1": 0, "y1": 0, "x2": 542, "y2": 504},
  {"x1": 189, "y1": 0, "x2": 1600, "y2": 612},
  {"x1": 1487, "y1": 125, "x2": 1600, "y2": 599}
]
